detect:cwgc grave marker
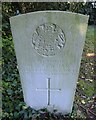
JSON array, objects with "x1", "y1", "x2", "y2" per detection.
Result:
[{"x1": 10, "y1": 11, "x2": 88, "y2": 114}]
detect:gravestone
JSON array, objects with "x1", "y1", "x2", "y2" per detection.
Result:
[{"x1": 10, "y1": 11, "x2": 89, "y2": 114}]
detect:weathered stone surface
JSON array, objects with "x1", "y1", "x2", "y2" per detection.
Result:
[{"x1": 10, "y1": 11, "x2": 88, "y2": 114}]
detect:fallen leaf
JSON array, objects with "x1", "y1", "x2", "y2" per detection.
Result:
[
  {"x1": 81, "y1": 100, "x2": 86, "y2": 104},
  {"x1": 86, "y1": 53, "x2": 95, "y2": 57}
]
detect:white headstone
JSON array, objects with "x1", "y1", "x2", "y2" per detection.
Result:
[{"x1": 10, "y1": 11, "x2": 88, "y2": 114}]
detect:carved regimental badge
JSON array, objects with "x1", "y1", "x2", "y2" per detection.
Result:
[{"x1": 32, "y1": 23, "x2": 66, "y2": 56}]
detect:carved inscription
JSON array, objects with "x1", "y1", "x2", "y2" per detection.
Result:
[{"x1": 32, "y1": 23, "x2": 66, "y2": 56}]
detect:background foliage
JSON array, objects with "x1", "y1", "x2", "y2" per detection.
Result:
[{"x1": 2, "y1": 2, "x2": 96, "y2": 120}]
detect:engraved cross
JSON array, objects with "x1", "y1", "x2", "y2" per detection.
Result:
[{"x1": 36, "y1": 78, "x2": 61, "y2": 105}]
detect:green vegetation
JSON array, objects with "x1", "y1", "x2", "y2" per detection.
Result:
[{"x1": 2, "y1": 2, "x2": 96, "y2": 119}]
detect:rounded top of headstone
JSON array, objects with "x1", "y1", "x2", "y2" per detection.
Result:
[{"x1": 10, "y1": 11, "x2": 89, "y2": 20}]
